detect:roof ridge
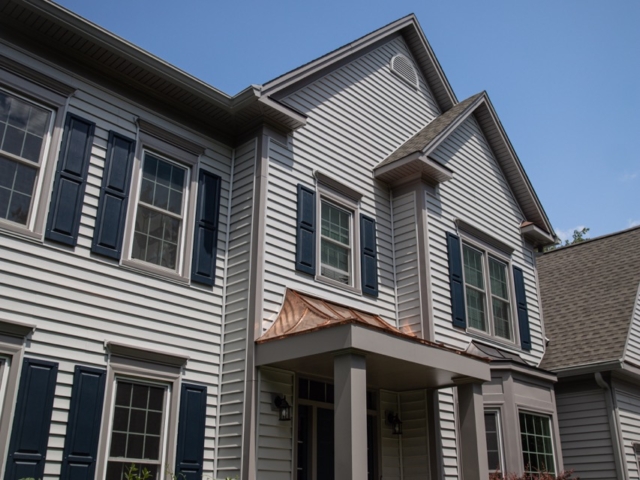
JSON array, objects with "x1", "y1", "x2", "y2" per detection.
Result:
[{"x1": 542, "y1": 224, "x2": 640, "y2": 255}]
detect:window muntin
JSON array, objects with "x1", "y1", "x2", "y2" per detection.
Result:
[
  {"x1": 462, "y1": 242, "x2": 513, "y2": 341},
  {"x1": 320, "y1": 201, "x2": 352, "y2": 284},
  {"x1": 131, "y1": 152, "x2": 187, "y2": 271},
  {"x1": 519, "y1": 412, "x2": 555, "y2": 475},
  {"x1": 485, "y1": 410, "x2": 504, "y2": 474},
  {"x1": 106, "y1": 380, "x2": 167, "y2": 480},
  {"x1": 0, "y1": 90, "x2": 52, "y2": 226}
]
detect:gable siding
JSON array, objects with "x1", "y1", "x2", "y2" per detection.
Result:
[
  {"x1": 256, "y1": 368, "x2": 294, "y2": 480},
  {"x1": 555, "y1": 389, "x2": 617, "y2": 479},
  {"x1": 263, "y1": 35, "x2": 440, "y2": 333},
  {"x1": 623, "y1": 284, "x2": 640, "y2": 367},
  {"x1": 393, "y1": 191, "x2": 422, "y2": 335},
  {"x1": 615, "y1": 384, "x2": 640, "y2": 480},
  {"x1": 427, "y1": 115, "x2": 544, "y2": 364},
  {"x1": 0, "y1": 48, "x2": 231, "y2": 479},
  {"x1": 217, "y1": 139, "x2": 257, "y2": 478}
]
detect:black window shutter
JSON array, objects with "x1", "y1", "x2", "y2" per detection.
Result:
[
  {"x1": 60, "y1": 366, "x2": 106, "y2": 480},
  {"x1": 446, "y1": 232, "x2": 467, "y2": 328},
  {"x1": 191, "y1": 169, "x2": 222, "y2": 286},
  {"x1": 91, "y1": 131, "x2": 136, "y2": 259},
  {"x1": 513, "y1": 266, "x2": 532, "y2": 351},
  {"x1": 46, "y1": 113, "x2": 95, "y2": 246},
  {"x1": 360, "y1": 214, "x2": 378, "y2": 297},
  {"x1": 4, "y1": 358, "x2": 58, "y2": 480},
  {"x1": 175, "y1": 383, "x2": 207, "y2": 480},
  {"x1": 295, "y1": 184, "x2": 316, "y2": 275}
]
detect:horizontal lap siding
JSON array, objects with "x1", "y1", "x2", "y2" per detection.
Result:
[
  {"x1": 0, "y1": 51, "x2": 232, "y2": 479},
  {"x1": 257, "y1": 368, "x2": 294, "y2": 480},
  {"x1": 623, "y1": 286, "x2": 640, "y2": 366},
  {"x1": 615, "y1": 385, "x2": 640, "y2": 479},
  {"x1": 428, "y1": 116, "x2": 543, "y2": 364},
  {"x1": 217, "y1": 139, "x2": 256, "y2": 477},
  {"x1": 438, "y1": 388, "x2": 459, "y2": 480},
  {"x1": 263, "y1": 36, "x2": 440, "y2": 332},
  {"x1": 555, "y1": 390, "x2": 617, "y2": 479}
]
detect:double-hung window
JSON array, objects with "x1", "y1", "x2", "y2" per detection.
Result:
[
  {"x1": 519, "y1": 411, "x2": 556, "y2": 475},
  {"x1": 0, "y1": 89, "x2": 53, "y2": 228},
  {"x1": 462, "y1": 242, "x2": 514, "y2": 341},
  {"x1": 485, "y1": 410, "x2": 505, "y2": 474},
  {"x1": 320, "y1": 200, "x2": 353, "y2": 285}
]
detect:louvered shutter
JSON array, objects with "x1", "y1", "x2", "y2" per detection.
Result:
[
  {"x1": 360, "y1": 214, "x2": 378, "y2": 297},
  {"x1": 4, "y1": 358, "x2": 58, "y2": 480},
  {"x1": 191, "y1": 170, "x2": 222, "y2": 285},
  {"x1": 513, "y1": 266, "x2": 532, "y2": 351},
  {"x1": 446, "y1": 232, "x2": 467, "y2": 328},
  {"x1": 175, "y1": 383, "x2": 207, "y2": 480},
  {"x1": 91, "y1": 132, "x2": 135, "y2": 259},
  {"x1": 45, "y1": 113, "x2": 95, "y2": 246},
  {"x1": 295, "y1": 185, "x2": 316, "y2": 275},
  {"x1": 60, "y1": 366, "x2": 106, "y2": 480}
]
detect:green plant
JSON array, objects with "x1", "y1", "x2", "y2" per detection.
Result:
[
  {"x1": 124, "y1": 463, "x2": 152, "y2": 480},
  {"x1": 489, "y1": 470, "x2": 579, "y2": 480}
]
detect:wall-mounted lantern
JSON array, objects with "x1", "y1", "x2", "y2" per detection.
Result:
[
  {"x1": 274, "y1": 395, "x2": 292, "y2": 421},
  {"x1": 387, "y1": 411, "x2": 403, "y2": 435}
]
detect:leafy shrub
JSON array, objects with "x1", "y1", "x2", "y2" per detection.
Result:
[{"x1": 489, "y1": 471, "x2": 579, "y2": 480}]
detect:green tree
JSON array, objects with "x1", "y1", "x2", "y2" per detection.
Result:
[{"x1": 545, "y1": 227, "x2": 590, "y2": 251}]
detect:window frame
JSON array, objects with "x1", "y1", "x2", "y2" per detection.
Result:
[
  {"x1": 97, "y1": 344, "x2": 187, "y2": 480},
  {"x1": 315, "y1": 185, "x2": 361, "y2": 293},
  {"x1": 518, "y1": 410, "x2": 557, "y2": 476},
  {"x1": 121, "y1": 130, "x2": 199, "y2": 283},
  {"x1": 459, "y1": 233, "x2": 518, "y2": 345},
  {"x1": 0, "y1": 68, "x2": 68, "y2": 240},
  {"x1": 484, "y1": 408, "x2": 506, "y2": 475}
]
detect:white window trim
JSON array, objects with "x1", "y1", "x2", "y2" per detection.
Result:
[
  {"x1": 484, "y1": 408, "x2": 506, "y2": 475},
  {"x1": 517, "y1": 409, "x2": 557, "y2": 475},
  {"x1": 0, "y1": 67, "x2": 69, "y2": 241},
  {"x1": 97, "y1": 345, "x2": 186, "y2": 480},
  {"x1": 121, "y1": 130, "x2": 200, "y2": 283},
  {"x1": 459, "y1": 232, "x2": 519, "y2": 346},
  {"x1": 315, "y1": 184, "x2": 361, "y2": 294}
]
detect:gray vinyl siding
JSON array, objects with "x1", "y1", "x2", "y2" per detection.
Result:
[
  {"x1": 217, "y1": 139, "x2": 257, "y2": 478},
  {"x1": 393, "y1": 192, "x2": 422, "y2": 335},
  {"x1": 262, "y1": 35, "x2": 440, "y2": 333},
  {"x1": 256, "y1": 367, "x2": 294, "y2": 480},
  {"x1": 427, "y1": 115, "x2": 544, "y2": 364},
  {"x1": 615, "y1": 384, "x2": 640, "y2": 480},
  {"x1": 438, "y1": 388, "x2": 460, "y2": 480},
  {"x1": 0, "y1": 48, "x2": 231, "y2": 479},
  {"x1": 555, "y1": 389, "x2": 617, "y2": 479},
  {"x1": 399, "y1": 390, "x2": 430, "y2": 479},
  {"x1": 623, "y1": 286, "x2": 640, "y2": 367}
]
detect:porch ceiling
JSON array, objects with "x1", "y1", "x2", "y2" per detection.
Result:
[{"x1": 255, "y1": 322, "x2": 490, "y2": 391}]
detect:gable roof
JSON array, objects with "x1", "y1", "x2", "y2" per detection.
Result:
[
  {"x1": 260, "y1": 14, "x2": 457, "y2": 113},
  {"x1": 374, "y1": 91, "x2": 555, "y2": 236},
  {"x1": 538, "y1": 226, "x2": 640, "y2": 371}
]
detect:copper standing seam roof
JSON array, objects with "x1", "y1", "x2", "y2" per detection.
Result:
[{"x1": 257, "y1": 289, "x2": 489, "y2": 362}]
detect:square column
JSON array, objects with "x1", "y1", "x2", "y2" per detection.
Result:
[
  {"x1": 457, "y1": 381, "x2": 489, "y2": 480},
  {"x1": 334, "y1": 352, "x2": 367, "y2": 480}
]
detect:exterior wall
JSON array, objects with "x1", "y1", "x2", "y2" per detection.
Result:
[
  {"x1": 217, "y1": 139, "x2": 257, "y2": 477},
  {"x1": 0, "y1": 45, "x2": 232, "y2": 478},
  {"x1": 555, "y1": 379, "x2": 618, "y2": 479},
  {"x1": 614, "y1": 379, "x2": 640, "y2": 479},
  {"x1": 399, "y1": 390, "x2": 430, "y2": 479},
  {"x1": 427, "y1": 116, "x2": 544, "y2": 364},
  {"x1": 623, "y1": 285, "x2": 640, "y2": 367},
  {"x1": 438, "y1": 388, "x2": 460, "y2": 480},
  {"x1": 262, "y1": 35, "x2": 440, "y2": 332}
]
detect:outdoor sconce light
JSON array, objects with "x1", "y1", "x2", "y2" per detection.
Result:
[
  {"x1": 387, "y1": 412, "x2": 403, "y2": 435},
  {"x1": 274, "y1": 395, "x2": 292, "y2": 421}
]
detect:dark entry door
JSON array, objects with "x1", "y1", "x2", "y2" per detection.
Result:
[{"x1": 316, "y1": 407, "x2": 334, "y2": 479}]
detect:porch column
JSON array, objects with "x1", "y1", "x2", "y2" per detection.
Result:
[
  {"x1": 334, "y1": 352, "x2": 367, "y2": 480},
  {"x1": 457, "y1": 380, "x2": 488, "y2": 480}
]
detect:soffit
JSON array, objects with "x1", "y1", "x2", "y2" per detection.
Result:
[{"x1": 539, "y1": 226, "x2": 640, "y2": 371}]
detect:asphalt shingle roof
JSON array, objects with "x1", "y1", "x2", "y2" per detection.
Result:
[{"x1": 538, "y1": 226, "x2": 640, "y2": 371}]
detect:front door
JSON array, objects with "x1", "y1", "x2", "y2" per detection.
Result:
[{"x1": 296, "y1": 378, "x2": 377, "y2": 480}]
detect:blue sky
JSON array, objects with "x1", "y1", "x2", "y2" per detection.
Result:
[{"x1": 54, "y1": 0, "x2": 639, "y2": 241}]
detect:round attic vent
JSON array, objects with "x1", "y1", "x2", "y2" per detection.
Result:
[{"x1": 390, "y1": 54, "x2": 418, "y2": 89}]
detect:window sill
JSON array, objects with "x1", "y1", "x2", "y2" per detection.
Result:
[
  {"x1": 315, "y1": 274, "x2": 362, "y2": 296},
  {"x1": 0, "y1": 221, "x2": 43, "y2": 243},
  {"x1": 120, "y1": 258, "x2": 190, "y2": 286}
]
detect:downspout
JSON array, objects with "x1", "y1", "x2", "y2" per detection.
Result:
[{"x1": 595, "y1": 372, "x2": 628, "y2": 479}]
